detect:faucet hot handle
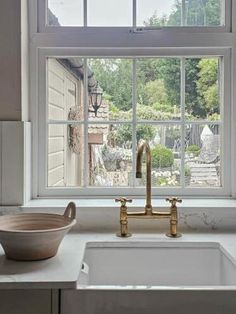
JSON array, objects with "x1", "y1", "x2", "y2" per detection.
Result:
[
  {"x1": 115, "y1": 197, "x2": 133, "y2": 207},
  {"x1": 166, "y1": 197, "x2": 182, "y2": 207}
]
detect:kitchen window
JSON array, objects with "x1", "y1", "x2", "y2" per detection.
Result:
[{"x1": 30, "y1": 0, "x2": 235, "y2": 198}]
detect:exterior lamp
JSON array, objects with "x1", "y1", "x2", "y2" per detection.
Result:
[{"x1": 88, "y1": 83, "x2": 103, "y2": 117}]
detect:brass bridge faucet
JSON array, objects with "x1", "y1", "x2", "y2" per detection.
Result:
[{"x1": 115, "y1": 140, "x2": 182, "y2": 238}]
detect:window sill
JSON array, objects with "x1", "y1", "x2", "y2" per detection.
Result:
[{"x1": 23, "y1": 198, "x2": 236, "y2": 210}]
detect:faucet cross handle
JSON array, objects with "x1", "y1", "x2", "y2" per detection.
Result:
[
  {"x1": 166, "y1": 197, "x2": 182, "y2": 207},
  {"x1": 115, "y1": 197, "x2": 133, "y2": 207}
]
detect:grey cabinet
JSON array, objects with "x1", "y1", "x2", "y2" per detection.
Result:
[{"x1": 0, "y1": 290, "x2": 52, "y2": 314}]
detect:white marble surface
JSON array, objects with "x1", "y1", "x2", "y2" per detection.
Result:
[
  {"x1": 1, "y1": 198, "x2": 236, "y2": 232},
  {"x1": 1, "y1": 198, "x2": 236, "y2": 231},
  {"x1": 1, "y1": 232, "x2": 236, "y2": 289}
]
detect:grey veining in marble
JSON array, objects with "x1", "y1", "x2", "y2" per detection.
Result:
[{"x1": 1, "y1": 199, "x2": 236, "y2": 232}]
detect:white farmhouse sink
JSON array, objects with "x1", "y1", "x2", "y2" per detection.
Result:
[
  {"x1": 78, "y1": 242, "x2": 236, "y2": 287},
  {"x1": 61, "y1": 242, "x2": 236, "y2": 314}
]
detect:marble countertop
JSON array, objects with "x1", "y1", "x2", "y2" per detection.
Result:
[{"x1": 1, "y1": 231, "x2": 236, "y2": 290}]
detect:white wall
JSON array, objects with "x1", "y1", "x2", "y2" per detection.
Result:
[
  {"x1": 0, "y1": 1, "x2": 29, "y2": 205},
  {"x1": 48, "y1": 59, "x2": 82, "y2": 187},
  {"x1": 0, "y1": 0, "x2": 28, "y2": 121}
]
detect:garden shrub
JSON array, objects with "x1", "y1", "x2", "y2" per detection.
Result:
[
  {"x1": 186, "y1": 144, "x2": 200, "y2": 156},
  {"x1": 151, "y1": 145, "x2": 174, "y2": 168}
]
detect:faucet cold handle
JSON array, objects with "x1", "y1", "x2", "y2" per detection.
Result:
[
  {"x1": 115, "y1": 197, "x2": 133, "y2": 207},
  {"x1": 166, "y1": 197, "x2": 182, "y2": 207},
  {"x1": 116, "y1": 197, "x2": 132, "y2": 238},
  {"x1": 166, "y1": 197, "x2": 182, "y2": 238}
]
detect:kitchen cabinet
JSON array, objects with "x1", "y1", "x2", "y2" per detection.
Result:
[{"x1": 0, "y1": 290, "x2": 53, "y2": 314}]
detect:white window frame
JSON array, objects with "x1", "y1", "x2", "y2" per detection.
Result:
[{"x1": 29, "y1": 0, "x2": 236, "y2": 198}]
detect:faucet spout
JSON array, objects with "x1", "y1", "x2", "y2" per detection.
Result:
[{"x1": 136, "y1": 140, "x2": 152, "y2": 214}]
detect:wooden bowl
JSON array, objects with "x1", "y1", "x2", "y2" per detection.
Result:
[{"x1": 0, "y1": 202, "x2": 76, "y2": 261}]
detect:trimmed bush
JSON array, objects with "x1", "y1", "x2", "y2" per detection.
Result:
[
  {"x1": 186, "y1": 145, "x2": 200, "y2": 156},
  {"x1": 151, "y1": 145, "x2": 174, "y2": 168}
]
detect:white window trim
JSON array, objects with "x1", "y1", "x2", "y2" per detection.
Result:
[{"x1": 29, "y1": 0, "x2": 236, "y2": 199}]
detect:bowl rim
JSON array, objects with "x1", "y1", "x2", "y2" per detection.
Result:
[{"x1": 0, "y1": 213, "x2": 76, "y2": 233}]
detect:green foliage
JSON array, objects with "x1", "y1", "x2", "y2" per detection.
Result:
[
  {"x1": 152, "y1": 102, "x2": 176, "y2": 114},
  {"x1": 158, "y1": 58, "x2": 181, "y2": 109},
  {"x1": 208, "y1": 112, "x2": 220, "y2": 121},
  {"x1": 186, "y1": 145, "x2": 201, "y2": 156},
  {"x1": 142, "y1": 79, "x2": 168, "y2": 106},
  {"x1": 185, "y1": 59, "x2": 204, "y2": 118},
  {"x1": 151, "y1": 145, "x2": 174, "y2": 168},
  {"x1": 137, "y1": 104, "x2": 174, "y2": 120},
  {"x1": 114, "y1": 124, "x2": 132, "y2": 146},
  {"x1": 89, "y1": 59, "x2": 132, "y2": 111},
  {"x1": 186, "y1": 0, "x2": 221, "y2": 26},
  {"x1": 197, "y1": 58, "x2": 219, "y2": 114},
  {"x1": 114, "y1": 124, "x2": 156, "y2": 146},
  {"x1": 184, "y1": 165, "x2": 191, "y2": 177},
  {"x1": 89, "y1": 2, "x2": 221, "y2": 121},
  {"x1": 136, "y1": 125, "x2": 155, "y2": 143}
]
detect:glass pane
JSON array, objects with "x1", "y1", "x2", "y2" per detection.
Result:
[
  {"x1": 48, "y1": 58, "x2": 84, "y2": 121},
  {"x1": 88, "y1": 124, "x2": 132, "y2": 186},
  {"x1": 88, "y1": 0, "x2": 132, "y2": 26},
  {"x1": 137, "y1": 0, "x2": 181, "y2": 27},
  {"x1": 87, "y1": 59, "x2": 133, "y2": 121},
  {"x1": 185, "y1": 0, "x2": 223, "y2": 26},
  {"x1": 136, "y1": 125, "x2": 181, "y2": 187},
  {"x1": 185, "y1": 57, "x2": 221, "y2": 121},
  {"x1": 137, "y1": 0, "x2": 224, "y2": 27},
  {"x1": 137, "y1": 58, "x2": 181, "y2": 121},
  {"x1": 47, "y1": 124, "x2": 84, "y2": 187},
  {"x1": 185, "y1": 124, "x2": 221, "y2": 187},
  {"x1": 48, "y1": 0, "x2": 83, "y2": 26}
]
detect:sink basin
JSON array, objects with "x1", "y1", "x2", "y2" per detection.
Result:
[
  {"x1": 79, "y1": 242, "x2": 236, "y2": 287},
  {"x1": 61, "y1": 242, "x2": 236, "y2": 314}
]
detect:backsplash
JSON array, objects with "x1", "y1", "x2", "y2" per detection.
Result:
[{"x1": 0, "y1": 202, "x2": 236, "y2": 232}]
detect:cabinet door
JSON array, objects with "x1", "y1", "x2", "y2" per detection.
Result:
[{"x1": 0, "y1": 290, "x2": 51, "y2": 314}]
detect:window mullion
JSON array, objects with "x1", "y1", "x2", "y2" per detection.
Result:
[
  {"x1": 133, "y1": 0, "x2": 137, "y2": 27},
  {"x1": 132, "y1": 59, "x2": 137, "y2": 187},
  {"x1": 180, "y1": 57, "x2": 186, "y2": 189},
  {"x1": 84, "y1": 0, "x2": 87, "y2": 27},
  {"x1": 83, "y1": 58, "x2": 89, "y2": 187},
  {"x1": 181, "y1": 0, "x2": 187, "y2": 27}
]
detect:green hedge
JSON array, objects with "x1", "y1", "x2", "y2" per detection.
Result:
[
  {"x1": 186, "y1": 145, "x2": 200, "y2": 156},
  {"x1": 151, "y1": 145, "x2": 174, "y2": 168}
]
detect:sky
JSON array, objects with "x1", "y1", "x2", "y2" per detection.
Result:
[{"x1": 48, "y1": 0, "x2": 176, "y2": 26}]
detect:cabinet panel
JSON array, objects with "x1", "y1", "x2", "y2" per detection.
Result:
[{"x1": 0, "y1": 290, "x2": 51, "y2": 314}]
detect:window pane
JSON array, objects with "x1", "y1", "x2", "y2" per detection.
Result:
[
  {"x1": 185, "y1": 0, "x2": 223, "y2": 26},
  {"x1": 88, "y1": 124, "x2": 132, "y2": 186},
  {"x1": 137, "y1": 58, "x2": 181, "y2": 121},
  {"x1": 47, "y1": 124, "x2": 84, "y2": 187},
  {"x1": 185, "y1": 57, "x2": 221, "y2": 121},
  {"x1": 137, "y1": 0, "x2": 224, "y2": 27},
  {"x1": 137, "y1": 0, "x2": 181, "y2": 27},
  {"x1": 136, "y1": 125, "x2": 181, "y2": 187},
  {"x1": 87, "y1": 59, "x2": 133, "y2": 121},
  {"x1": 48, "y1": 58, "x2": 85, "y2": 121},
  {"x1": 185, "y1": 124, "x2": 221, "y2": 187},
  {"x1": 48, "y1": 0, "x2": 83, "y2": 26},
  {"x1": 88, "y1": 0, "x2": 132, "y2": 26}
]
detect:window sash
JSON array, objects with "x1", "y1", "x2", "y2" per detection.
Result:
[
  {"x1": 37, "y1": 0, "x2": 231, "y2": 32},
  {"x1": 36, "y1": 48, "x2": 231, "y2": 197}
]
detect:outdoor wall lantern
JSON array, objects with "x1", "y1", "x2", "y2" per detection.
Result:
[{"x1": 88, "y1": 83, "x2": 103, "y2": 117}]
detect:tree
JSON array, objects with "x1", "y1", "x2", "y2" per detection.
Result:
[
  {"x1": 89, "y1": 59, "x2": 132, "y2": 111},
  {"x1": 89, "y1": 1, "x2": 221, "y2": 119},
  {"x1": 197, "y1": 58, "x2": 219, "y2": 115}
]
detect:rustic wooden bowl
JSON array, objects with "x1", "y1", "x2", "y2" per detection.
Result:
[{"x1": 0, "y1": 202, "x2": 76, "y2": 261}]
